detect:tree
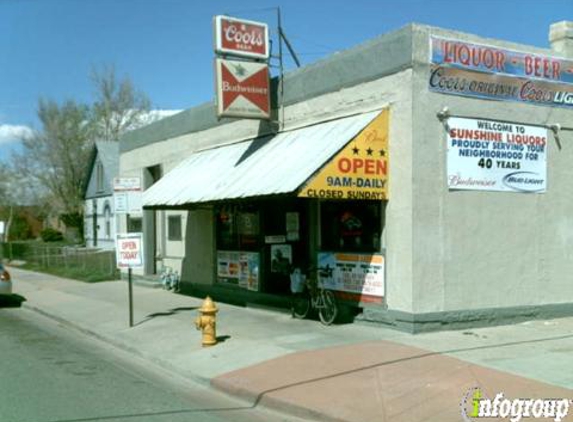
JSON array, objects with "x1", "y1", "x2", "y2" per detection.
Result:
[
  {"x1": 0, "y1": 167, "x2": 15, "y2": 242},
  {"x1": 0, "y1": 166, "x2": 39, "y2": 242},
  {"x1": 10, "y1": 66, "x2": 151, "y2": 241},
  {"x1": 12, "y1": 99, "x2": 92, "y2": 240},
  {"x1": 90, "y1": 65, "x2": 151, "y2": 142}
]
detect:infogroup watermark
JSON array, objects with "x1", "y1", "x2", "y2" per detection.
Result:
[{"x1": 461, "y1": 388, "x2": 571, "y2": 422}]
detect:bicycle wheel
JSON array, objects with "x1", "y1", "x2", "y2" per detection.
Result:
[
  {"x1": 292, "y1": 293, "x2": 311, "y2": 319},
  {"x1": 318, "y1": 290, "x2": 338, "y2": 325}
]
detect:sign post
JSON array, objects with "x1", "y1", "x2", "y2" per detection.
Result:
[
  {"x1": 128, "y1": 267, "x2": 133, "y2": 327},
  {"x1": 116, "y1": 233, "x2": 144, "y2": 327}
]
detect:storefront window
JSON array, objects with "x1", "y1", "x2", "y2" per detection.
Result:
[
  {"x1": 320, "y1": 201, "x2": 382, "y2": 252},
  {"x1": 216, "y1": 205, "x2": 259, "y2": 251},
  {"x1": 216, "y1": 205, "x2": 261, "y2": 290}
]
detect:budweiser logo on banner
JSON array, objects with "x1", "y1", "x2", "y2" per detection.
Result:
[
  {"x1": 214, "y1": 15, "x2": 269, "y2": 60},
  {"x1": 215, "y1": 58, "x2": 270, "y2": 119}
]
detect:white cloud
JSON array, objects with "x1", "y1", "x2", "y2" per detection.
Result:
[
  {"x1": 135, "y1": 109, "x2": 183, "y2": 128},
  {"x1": 0, "y1": 124, "x2": 34, "y2": 145}
]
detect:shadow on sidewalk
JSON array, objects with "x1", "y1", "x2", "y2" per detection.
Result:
[
  {"x1": 0, "y1": 294, "x2": 27, "y2": 308},
  {"x1": 136, "y1": 306, "x2": 199, "y2": 326}
]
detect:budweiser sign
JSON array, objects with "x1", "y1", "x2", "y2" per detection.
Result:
[
  {"x1": 214, "y1": 15, "x2": 269, "y2": 60},
  {"x1": 215, "y1": 58, "x2": 270, "y2": 119}
]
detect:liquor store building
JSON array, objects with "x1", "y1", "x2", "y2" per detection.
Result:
[{"x1": 119, "y1": 21, "x2": 573, "y2": 332}]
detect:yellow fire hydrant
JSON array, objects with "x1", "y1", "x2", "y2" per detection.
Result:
[{"x1": 195, "y1": 296, "x2": 218, "y2": 347}]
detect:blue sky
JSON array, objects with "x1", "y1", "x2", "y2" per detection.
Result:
[{"x1": 0, "y1": 0, "x2": 571, "y2": 160}]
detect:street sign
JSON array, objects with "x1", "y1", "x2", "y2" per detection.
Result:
[
  {"x1": 116, "y1": 233, "x2": 144, "y2": 268},
  {"x1": 113, "y1": 177, "x2": 142, "y2": 214},
  {"x1": 114, "y1": 192, "x2": 128, "y2": 214},
  {"x1": 113, "y1": 177, "x2": 141, "y2": 191}
]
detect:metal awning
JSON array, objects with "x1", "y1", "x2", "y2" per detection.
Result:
[{"x1": 143, "y1": 110, "x2": 379, "y2": 208}]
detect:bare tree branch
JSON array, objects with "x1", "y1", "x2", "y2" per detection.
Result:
[{"x1": 90, "y1": 64, "x2": 151, "y2": 141}]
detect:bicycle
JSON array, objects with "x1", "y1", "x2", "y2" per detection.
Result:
[
  {"x1": 160, "y1": 266, "x2": 180, "y2": 292},
  {"x1": 290, "y1": 266, "x2": 339, "y2": 325}
]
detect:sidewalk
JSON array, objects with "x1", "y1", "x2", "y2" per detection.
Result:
[{"x1": 8, "y1": 266, "x2": 573, "y2": 422}]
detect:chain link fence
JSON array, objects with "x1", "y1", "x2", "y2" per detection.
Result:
[{"x1": 1, "y1": 242, "x2": 118, "y2": 282}]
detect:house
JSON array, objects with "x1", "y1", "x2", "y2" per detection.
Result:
[
  {"x1": 84, "y1": 141, "x2": 119, "y2": 249},
  {"x1": 118, "y1": 21, "x2": 573, "y2": 332}
]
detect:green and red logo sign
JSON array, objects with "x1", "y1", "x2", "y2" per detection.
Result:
[{"x1": 215, "y1": 58, "x2": 270, "y2": 119}]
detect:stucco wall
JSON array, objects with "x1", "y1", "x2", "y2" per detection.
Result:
[
  {"x1": 409, "y1": 26, "x2": 573, "y2": 314},
  {"x1": 181, "y1": 209, "x2": 214, "y2": 285},
  {"x1": 120, "y1": 69, "x2": 415, "y2": 289}
]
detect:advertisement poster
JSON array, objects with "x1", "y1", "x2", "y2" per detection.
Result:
[
  {"x1": 239, "y1": 252, "x2": 260, "y2": 291},
  {"x1": 429, "y1": 36, "x2": 573, "y2": 109},
  {"x1": 298, "y1": 109, "x2": 389, "y2": 201},
  {"x1": 217, "y1": 251, "x2": 259, "y2": 291},
  {"x1": 217, "y1": 251, "x2": 240, "y2": 280},
  {"x1": 116, "y1": 233, "x2": 144, "y2": 268},
  {"x1": 447, "y1": 117, "x2": 547, "y2": 193},
  {"x1": 317, "y1": 252, "x2": 384, "y2": 298},
  {"x1": 271, "y1": 244, "x2": 292, "y2": 274}
]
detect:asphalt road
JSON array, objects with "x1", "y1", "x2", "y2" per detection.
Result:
[{"x1": 0, "y1": 307, "x2": 305, "y2": 422}]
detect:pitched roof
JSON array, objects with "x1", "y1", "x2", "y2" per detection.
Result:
[
  {"x1": 94, "y1": 140, "x2": 119, "y2": 178},
  {"x1": 83, "y1": 141, "x2": 119, "y2": 198}
]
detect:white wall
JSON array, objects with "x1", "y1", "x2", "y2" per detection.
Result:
[
  {"x1": 408, "y1": 26, "x2": 573, "y2": 313},
  {"x1": 84, "y1": 195, "x2": 116, "y2": 250}
]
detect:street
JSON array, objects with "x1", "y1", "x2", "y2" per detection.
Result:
[{"x1": 0, "y1": 308, "x2": 305, "y2": 422}]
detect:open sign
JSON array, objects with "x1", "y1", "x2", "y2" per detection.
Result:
[{"x1": 116, "y1": 233, "x2": 144, "y2": 268}]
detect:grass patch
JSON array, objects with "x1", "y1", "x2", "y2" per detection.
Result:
[
  {"x1": 3, "y1": 241, "x2": 120, "y2": 282},
  {"x1": 21, "y1": 261, "x2": 120, "y2": 282}
]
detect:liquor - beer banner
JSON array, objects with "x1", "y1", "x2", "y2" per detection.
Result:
[{"x1": 430, "y1": 36, "x2": 573, "y2": 109}]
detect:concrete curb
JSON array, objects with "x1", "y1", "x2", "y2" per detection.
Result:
[{"x1": 211, "y1": 377, "x2": 348, "y2": 422}]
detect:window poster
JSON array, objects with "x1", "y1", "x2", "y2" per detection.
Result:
[
  {"x1": 317, "y1": 252, "x2": 384, "y2": 298},
  {"x1": 217, "y1": 250, "x2": 259, "y2": 291}
]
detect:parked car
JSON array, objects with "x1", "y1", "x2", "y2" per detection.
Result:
[{"x1": 0, "y1": 264, "x2": 12, "y2": 295}]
